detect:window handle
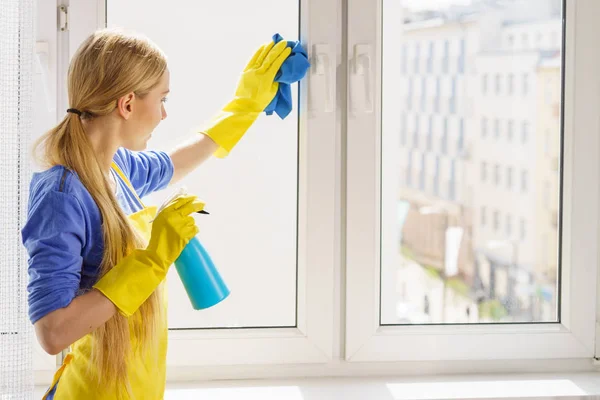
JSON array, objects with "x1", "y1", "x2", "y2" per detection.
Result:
[
  {"x1": 309, "y1": 43, "x2": 334, "y2": 113},
  {"x1": 351, "y1": 44, "x2": 374, "y2": 114}
]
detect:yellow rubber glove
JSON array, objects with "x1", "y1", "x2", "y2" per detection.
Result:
[
  {"x1": 94, "y1": 195, "x2": 205, "y2": 317},
  {"x1": 201, "y1": 40, "x2": 292, "y2": 158}
]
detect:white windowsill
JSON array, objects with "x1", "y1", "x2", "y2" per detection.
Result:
[{"x1": 34, "y1": 373, "x2": 600, "y2": 399}]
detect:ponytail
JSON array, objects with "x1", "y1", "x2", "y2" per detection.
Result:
[{"x1": 33, "y1": 111, "x2": 163, "y2": 393}]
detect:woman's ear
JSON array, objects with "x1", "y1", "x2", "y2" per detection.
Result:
[{"x1": 116, "y1": 92, "x2": 136, "y2": 120}]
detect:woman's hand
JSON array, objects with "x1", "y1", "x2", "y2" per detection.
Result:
[
  {"x1": 232, "y1": 40, "x2": 292, "y2": 112},
  {"x1": 94, "y1": 195, "x2": 204, "y2": 317},
  {"x1": 146, "y1": 194, "x2": 204, "y2": 267},
  {"x1": 200, "y1": 40, "x2": 292, "y2": 158}
]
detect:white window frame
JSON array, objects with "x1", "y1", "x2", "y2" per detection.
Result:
[
  {"x1": 346, "y1": 0, "x2": 600, "y2": 363},
  {"x1": 58, "y1": 0, "x2": 340, "y2": 371},
  {"x1": 32, "y1": 0, "x2": 71, "y2": 385},
  {"x1": 33, "y1": 0, "x2": 600, "y2": 385}
]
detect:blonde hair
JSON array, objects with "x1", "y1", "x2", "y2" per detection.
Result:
[{"x1": 33, "y1": 28, "x2": 167, "y2": 393}]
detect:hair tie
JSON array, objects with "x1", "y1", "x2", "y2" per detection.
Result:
[{"x1": 66, "y1": 108, "x2": 82, "y2": 116}]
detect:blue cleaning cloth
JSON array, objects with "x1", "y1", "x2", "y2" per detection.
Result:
[{"x1": 264, "y1": 33, "x2": 310, "y2": 119}]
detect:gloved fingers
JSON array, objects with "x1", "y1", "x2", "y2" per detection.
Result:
[
  {"x1": 163, "y1": 195, "x2": 197, "y2": 214},
  {"x1": 181, "y1": 225, "x2": 199, "y2": 240},
  {"x1": 182, "y1": 215, "x2": 196, "y2": 227},
  {"x1": 178, "y1": 199, "x2": 206, "y2": 216},
  {"x1": 265, "y1": 47, "x2": 292, "y2": 81},
  {"x1": 258, "y1": 41, "x2": 289, "y2": 72},
  {"x1": 244, "y1": 44, "x2": 267, "y2": 72},
  {"x1": 265, "y1": 82, "x2": 280, "y2": 101},
  {"x1": 253, "y1": 40, "x2": 277, "y2": 69}
]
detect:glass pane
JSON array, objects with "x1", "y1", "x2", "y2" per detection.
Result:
[
  {"x1": 382, "y1": 0, "x2": 563, "y2": 324},
  {"x1": 106, "y1": 1, "x2": 299, "y2": 328}
]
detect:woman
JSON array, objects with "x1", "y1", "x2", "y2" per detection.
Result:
[{"x1": 22, "y1": 29, "x2": 291, "y2": 399}]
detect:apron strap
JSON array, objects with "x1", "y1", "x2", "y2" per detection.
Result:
[
  {"x1": 111, "y1": 161, "x2": 145, "y2": 208},
  {"x1": 42, "y1": 353, "x2": 73, "y2": 399}
]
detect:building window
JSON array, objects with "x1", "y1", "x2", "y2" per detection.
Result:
[
  {"x1": 443, "y1": 40, "x2": 450, "y2": 74},
  {"x1": 494, "y1": 211, "x2": 500, "y2": 232},
  {"x1": 458, "y1": 39, "x2": 465, "y2": 74},
  {"x1": 413, "y1": 115, "x2": 420, "y2": 148},
  {"x1": 522, "y1": 121, "x2": 529, "y2": 144},
  {"x1": 482, "y1": 74, "x2": 488, "y2": 94},
  {"x1": 450, "y1": 76, "x2": 457, "y2": 114},
  {"x1": 522, "y1": 73, "x2": 529, "y2": 95},
  {"x1": 457, "y1": 118, "x2": 464, "y2": 152},
  {"x1": 407, "y1": 78, "x2": 414, "y2": 111},
  {"x1": 506, "y1": 166, "x2": 513, "y2": 190},
  {"x1": 494, "y1": 164, "x2": 501, "y2": 186},
  {"x1": 507, "y1": 73, "x2": 514, "y2": 95},
  {"x1": 505, "y1": 215, "x2": 512, "y2": 236},
  {"x1": 421, "y1": 77, "x2": 427, "y2": 112},
  {"x1": 449, "y1": 160, "x2": 457, "y2": 201},
  {"x1": 507, "y1": 120, "x2": 514, "y2": 141},
  {"x1": 522, "y1": 33, "x2": 529, "y2": 49},
  {"x1": 521, "y1": 170, "x2": 528, "y2": 193},
  {"x1": 434, "y1": 155, "x2": 440, "y2": 196},
  {"x1": 441, "y1": 117, "x2": 448, "y2": 154},
  {"x1": 481, "y1": 207, "x2": 487, "y2": 227},
  {"x1": 507, "y1": 34, "x2": 514, "y2": 48},
  {"x1": 434, "y1": 77, "x2": 441, "y2": 113},
  {"x1": 427, "y1": 116, "x2": 433, "y2": 151},
  {"x1": 481, "y1": 118, "x2": 488, "y2": 138},
  {"x1": 481, "y1": 162, "x2": 487, "y2": 182},
  {"x1": 495, "y1": 74, "x2": 501, "y2": 94},
  {"x1": 414, "y1": 42, "x2": 420, "y2": 73},
  {"x1": 520, "y1": 218, "x2": 526, "y2": 240},
  {"x1": 494, "y1": 119, "x2": 500, "y2": 139},
  {"x1": 427, "y1": 41, "x2": 434, "y2": 74},
  {"x1": 536, "y1": 32, "x2": 542, "y2": 47}
]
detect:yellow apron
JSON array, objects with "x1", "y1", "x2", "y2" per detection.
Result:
[{"x1": 43, "y1": 162, "x2": 168, "y2": 399}]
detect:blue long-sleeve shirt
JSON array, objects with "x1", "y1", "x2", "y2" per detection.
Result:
[{"x1": 22, "y1": 147, "x2": 174, "y2": 324}]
